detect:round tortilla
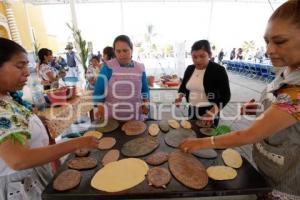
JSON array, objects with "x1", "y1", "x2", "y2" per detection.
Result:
[
  {"x1": 222, "y1": 148, "x2": 243, "y2": 168},
  {"x1": 148, "y1": 123, "x2": 160, "y2": 136},
  {"x1": 67, "y1": 157, "x2": 97, "y2": 170},
  {"x1": 102, "y1": 149, "x2": 120, "y2": 166},
  {"x1": 96, "y1": 118, "x2": 119, "y2": 133},
  {"x1": 146, "y1": 152, "x2": 169, "y2": 166},
  {"x1": 98, "y1": 137, "x2": 116, "y2": 150},
  {"x1": 53, "y1": 169, "x2": 81, "y2": 191},
  {"x1": 207, "y1": 166, "x2": 237, "y2": 180},
  {"x1": 192, "y1": 149, "x2": 218, "y2": 159},
  {"x1": 164, "y1": 128, "x2": 196, "y2": 148},
  {"x1": 159, "y1": 121, "x2": 169, "y2": 133},
  {"x1": 168, "y1": 119, "x2": 180, "y2": 129},
  {"x1": 122, "y1": 120, "x2": 147, "y2": 136},
  {"x1": 147, "y1": 167, "x2": 171, "y2": 188},
  {"x1": 200, "y1": 128, "x2": 215, "y2": 136},
  {"x1": 84, "y1": 130, "x2": 103, "y2": 139},
  {"x1": 180, "y1": 120, "x2": 192, "y2": 129},
  {"x1": 121, "y1": 136, "x2": 159, "y2": 157},
  {"x1": 91, "y1": 158, "x2": 149, "y2": 192},
  {"x1": 168, "y1": 151, "x2": 208, "y2": 190}
]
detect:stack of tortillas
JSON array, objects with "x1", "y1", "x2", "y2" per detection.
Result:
[
  {"x1": 206, "y1": 148, "x2": 242, "y2": 181},
  {"x1": 91, "y1": 158, "x2": 148, "y2": 192},
  {"x1": 84, "y1": 130, "x2": 103, "y2": 139},
  {"x1": 148, "y1": 123, "x2": 160, "y2": 136},
  {"x1": 122, "y1": 120, "x2": 147, "y2": 135},
  {"x1": 168, "y1": 119, "x2": 180, "y2": 129}
]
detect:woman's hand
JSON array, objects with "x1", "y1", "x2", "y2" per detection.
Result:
[
  {"x1": 200, "y1": 108, "x2": 217, "y2": 127},
  {"x1": 74, "y1": 136, "x2": 99, "y2": 150},
  {"x1": 141, "y1": 105, "x2": 150, "y2": 115},
  {"x1": 141, "y1": 100, "x2": 150, "y2": 115},
  {"x1": 175, "y1": 97, "x2": 182, "y2": 107},
  {"x1": 200, "y1": 112, "x2": 215, "y2": 127},
  {"x1": 179, "y1": 138, "x2": 204, "y2": 153},
  {"x1": 95, "y1": 104, "x2": 105, "y2": 120},
  {"x1": 240, "y1": 99, "x2": 258, "y2": 115}
]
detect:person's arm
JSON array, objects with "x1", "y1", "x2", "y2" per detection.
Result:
[
  {"x1": 0, "y1": 136, "x2": 98, "y2": 170},
  {"x1": 46, "y1": 71, "x2": 59, "y2": 82},
  {"x1": 93, "y1": 64, "x2": 111, "y2": 104},
  {"x1": 179, "y1": 105, "x2": 297, "y2": 152}
]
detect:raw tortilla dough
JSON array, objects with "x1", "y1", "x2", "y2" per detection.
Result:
[
  {"x1": 168, "y1": 119, "x2": 180, "y2": 129},
  {"x1": 84, "y1": 130, "x2": 103, "y2": 139},
  {"x1": 180, "y1": 120, "x2": 192, "y2": 129},
  {"x1": 207, "y1": 166, "x2": 237, "y2": 180},
  {"x1": 148, "y1": 124, "x2": 160, "y2": 136},
  {"x1": 91, "y1": 158, "x2": 149, "y2": 192},
  {"x1": 222, "y1": 148, "x2": 243, "y2": 168}
]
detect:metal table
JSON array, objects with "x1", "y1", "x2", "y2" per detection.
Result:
[{"x1": 42, "y1": 121, "x2": 271, "y2": 200}]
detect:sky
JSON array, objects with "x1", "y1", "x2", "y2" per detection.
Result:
[{"x1": 41, "y1": 1, "x2": 283, "y2": 55}]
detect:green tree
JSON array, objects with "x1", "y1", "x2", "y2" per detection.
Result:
[
  {"x1": 241, "y1": 40, "x2": 256, "y2": 54},
  {"x1": 67, "y1": 23, "x2": 89, "y2": 73}
]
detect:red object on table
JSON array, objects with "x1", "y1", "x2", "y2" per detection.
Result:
[
  {"x1": 46, "y1": 88, "x2": 68, "y2": 105},
  {"x1": 165, "y1": 81, "x2": 179, "y2": 87}
]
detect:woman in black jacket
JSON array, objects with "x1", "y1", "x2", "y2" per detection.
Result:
[{"x1": 175, "y1": 40, "x2": 231, "y2": 127}]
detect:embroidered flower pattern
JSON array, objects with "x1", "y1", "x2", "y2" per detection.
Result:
[
  {"x1": 0, "y1": 117, "x2": 12, "y2": 129},
  {"x1": 274, "y1": 86, "x2": 300, "y2": 120},
  {"x1": 0, "y1": 99, "x2": 32, "y2": 144}
]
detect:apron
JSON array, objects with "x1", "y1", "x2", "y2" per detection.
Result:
[
  {"x1": 105, "y1": 59, "x2": 145, "y2": 121},
  {"x1": 252, "y1": 69, "x2": 300, "y2": 196},
  {"x1": 0, "y1": 114, "x2": 53, "y2": 200}
]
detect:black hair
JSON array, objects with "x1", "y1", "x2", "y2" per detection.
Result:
[
  {"x1": 0, "y1": 38, "x2": 31, "y2": 109},
  {"x1": 103, "y1": 46, "x2": 115, "y2": 60},
  {"x1": 0, "y1": 38, "x2": 26, "y2": 68},
  {"x1": 91, "y1": 55, "x2": 100, "y2": 62},
  {"x1": 38, "y1": 48, "x2": 52, "y2": 64},
  {"x1": 113, "y1": 35, "x2": 133, "y2": 50},
  {"x1": 269, "y1": 0, "x2": 300, "y2": 28},
  {"x1": 191, "y1": 40, "x2": 212, "y2": 57}
]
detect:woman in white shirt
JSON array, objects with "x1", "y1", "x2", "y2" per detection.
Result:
[
  {"x1": 38, "y1": 48, "x2": 65, "y2": 90},
  {"x1": 175, "y1": 40, "x2": 231, "y2": 127}
]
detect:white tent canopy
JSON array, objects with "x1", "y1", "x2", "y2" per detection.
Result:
[{"x1": 26, "y1": 0, "x2": 285, "y2": 5}]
